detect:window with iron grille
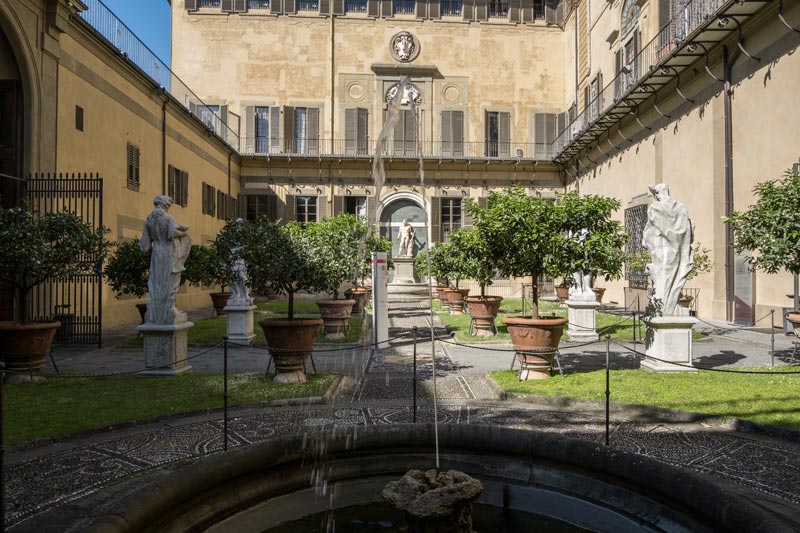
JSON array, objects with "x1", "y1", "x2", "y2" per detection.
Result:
[
  {"x1": 248, "y1": 0, "x2": 269, "y2": 8},
  {"x1": 126, "y1": 143, "x2": 140, "y2": 191},
  {"x1": 168, "y1": 165, "x2": 188, "y2": 207},
  {"x1": 488, "y1": 0, "x2": 508, "y2": 18},
  {"x1": 393, "y1": 0, "x2": 415, "y2": 15},
  {"x1": 441, "y1": 199, "x2": 462, "y2": 242},
  {"x1": 297, "y1": 0, "x2": 319, "y2": 10},
  {"x1": 296, "y1": 196, "x2": 318, "y2": 223},
  {"x1": 202, "y1": 182, "x2": 216, "y2": 215},
  {"x1": 346, "y1": 0, "x2": 367, "y2": 13},
  {"x1": 199, "y1": 0, "x2": 221, "y2": 8},
  {"x1": 440, "y1": 0, "x2": 462, "y2": 16}
]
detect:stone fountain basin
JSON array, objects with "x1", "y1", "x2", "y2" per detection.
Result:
[{"x1": 31, "y1": 425, "x2": 797, "y2": 532}]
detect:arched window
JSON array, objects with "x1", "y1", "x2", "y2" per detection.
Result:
[{"x1": 620, "y1": 0, "x2": 640, "y2": 38}]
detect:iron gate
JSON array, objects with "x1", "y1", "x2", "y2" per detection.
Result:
[{"x1": 25, "y1": 173, "x2": 104, "y2": 346}]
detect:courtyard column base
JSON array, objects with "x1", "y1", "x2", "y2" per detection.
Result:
[
  {"x1": 137, "y1": 315, "x2": 194, "y2": 376},
  {"x1": 567, "y1": 300, "x2": 601, "y2": 342},
  {"x1": 224, "y1": 304, "x2": 256, "y2": 346},
  {"x1": 641, "y1": 316, "x2": 698, "y2": 373}
]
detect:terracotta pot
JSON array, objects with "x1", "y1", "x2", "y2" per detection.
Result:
[
  {"x1": 504, "y1": 315, "x2": 568, "y2": 380},
  {"x1": 592, "y1": 287, "x2": 606, "y2": 303},
  {"x1": 786, "y1": 312, "x2": 800, "y2": 328},
  {"x1": 465, "y1": 296, "x2": 503, "y2": 337},
  {"x1": 447, "y1": 288, "x2": 470, "y2": 315},
  {"x1": 678, "y1": 294, "x2": 694, "y2": 308},
  {"x1": 345, "y1": 288, "x2": 369, "y2": 315},
  {"x1": 264, "y1": 287, "x2": 280, "y2": 301},
  {"x1": 555, "y1": 287, "x2": 570, "y2": 304},
  {"x1": 135, "y1": 303, "x2": 147, "y2": 324},
  {"x1": 0, "y1": 320, "x2": 61, "y2": 378},
  {"x1": 315, "y1": 299, "x2": 355, "y2": 340},
  {"x1": 210, "y1": 292, "x2": 231, "y2": 316},
  {"x1": 258, "y1": 317, "x2": 323, "y2": 383}
]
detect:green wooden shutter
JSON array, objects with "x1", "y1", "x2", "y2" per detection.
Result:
[
  {"x1": 234, "y1": 0, "x2": 248, "y2": 11},
  {"x1": 462, "y1": 200, "x2": 473, "y2": 228},
  {"x1": 381, "y1": 0, "x2": 391, "y2": 16},
  {"x1": 453, "y1": 111, "x2": 463, "y2": 157},
  {"x1": 345, "y1": 109, "x2": 357, "y2": 155},
  {"x1": 270, "y1": 107, "x2": 280, "y2": 151},
  {"x1": 333, "y1": 0, "x2": 345, "y2": 15},
  {"x1": 320, "y1": 0, "x2": 330, "y2": 14},
  {"x1": 416, "y1": 0, "x2": 427, "y2": 18},
  {"x1": 509, "y1": 0, "x2": 521, "y2": 23},
  {"x1": 557, "y1": 111, "x2": 566, "y2": 139},
  {"x1": 393, "y1": 110, "x2": 404, "y2": 155},
  {"x1": 441, "y1": 111, "x2": 452, "y2": 156},
  {"x1": 272, "y1": 0, "x2": 284, "y2": 13},
  {"x1": 533, "y1": 112, "x2": 545, "y2": 144},
  {"x1": 285, "y1": 0, "x2": 297, "y2": 13},
  {"x1": 180, "y1": 170, "x2": 189, "y2": 207},
  {"x1": 186, "y1": 0, "x2": 198, "y2": 11},
  {"x1": 333, "y1": 195, "x2": 345, "y2": 215},
  {"x1": 222, "y1": 0, "x2": 234, "y2": 12},
  {"x1": 462, "y1": 0, "x2": 473, "y2": 20},
  {"x1": 244, "y1": 106, "x2": 255, "y2": 153},
  {"x1": 283, "y1": 106, "x2": 295, "y2": 153},
  {"x1": 498, "y1": 112, "x2": 510, "y2": 158},
  {"x1": 168, "y1": 164, "x2": 175, "y2": 199},
  {"x1": 368, "y1": 0, "x2": 379, "y2": 16},
  {"x1": 521, "y1": 0, "x2": 533, "y2": 22},
  {"x1": 475, "y1": 0, "x2": 487, "y2": 20},
  {"x1": 307, "y1": 107, "x2": 319, "y2": 155},
  {"x1": 428, "y1": 0, "x2": 440, "y2": 18},
  {"x1": 430, "y1": 197, "x2": 441, "y2": 243},
  {"x1": 366, "y1": 196, "x2": 376, "y2": 225},
  {"x1": 357, "y1": 108, "x2": 368, "y2": 155}
]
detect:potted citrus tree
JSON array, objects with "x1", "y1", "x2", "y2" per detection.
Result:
[
  {"x1": 556, "y1": 191, "x2": 629, "y2": 304},
  {"x1": 471, "y1": 187, "x2": 566, "y2": 378},
  {"x1": 104, "y1": 239, "x2": 151, "y2": 324},
  {"x1": 347, "y1": 222, "x2": 392, "y2": 315},
  {"x1": 0, "y1": 204, "x2": 109, "y2": 378},
  {"x1": 448, "y1": 225, "x2": 503, "y2": 336},
  {"x1": 183, "y1": 243, "x2": 231, "y2": 316},
  {"x1": 241, "y1": 217, "x2": 328, "y2": 383}
]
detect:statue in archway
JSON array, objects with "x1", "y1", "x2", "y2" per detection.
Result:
[{"x1": 399, "y1": 219, "x2": 415, "y2": 257}]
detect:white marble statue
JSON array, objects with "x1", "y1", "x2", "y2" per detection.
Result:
[
  {"x1": 399, "y1": 219, "x2": 415, "y2": 257},
  {"x1": 226, "y1": 218, "x2": 252, "y2": 307},
  {"x1": 568, "y1": 228, "x2": 596, "y2": 301},
  {"x1": 139, "y1": 195, "x2": 191, "y2": 324},
  {"x1": 642, "y1": 184, "x2": 694, "y2": 316}
]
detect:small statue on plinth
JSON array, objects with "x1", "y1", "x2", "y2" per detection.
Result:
[{"x1": 568, "y1": 228, "x2": 596, "y2": 302}]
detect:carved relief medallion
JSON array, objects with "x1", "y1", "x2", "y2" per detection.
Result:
[
  {"x1": 390, "y1": 31, "x2": 419, "y2": 62},
  {"x1": 386, "y1": 83, "x2": 422, "y2": 105}
]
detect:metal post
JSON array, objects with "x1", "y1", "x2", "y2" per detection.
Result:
[
  {"x1": 223, "y1": 336, "x2": 229, "y2": 452},
  {"x1": 770, "y1": 309, "x2": 775, "y2": 369},
  {"x1": 605, "y1": 335, "x2": 610, "y2": 446},
  {"x1": 632, "y1": 311, "x2": 636, "y2": 345},
  {"x1": 412, "y1": 326, "x2": 417, "y2": 423},
  {"x1": 0, "y1": 361, "x2": 5, "y2": 532}
]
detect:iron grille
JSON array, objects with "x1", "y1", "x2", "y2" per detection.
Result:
[{"x1": 624, "y1": 203, "x2": 649, "y2": 289}]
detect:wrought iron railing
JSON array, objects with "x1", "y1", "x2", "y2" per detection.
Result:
[
  {"x1": 248, "y1": 0, "x2": 270, "y2": 8},
  {"x1": 240, "y1": 137, "x2": 554, "y2": 160},
  {"x1": 551, "y1": 0, "x2": 727, "y2": 157},
  {"x1": 297, "y1": 0, "x2": 319, "y2": 11},
  {"x1": 441, "y1": 0, "x2": 463, "y2": 16},
  {"x1": 78, "y1": 0, "x2": 240, "y2": 151},
  {"x1": 393, "y1": 0, "x2": 416, "y2": 15},
  {"x1": 346, "y1": 0, "x2": 368, "y2": 13},
  {"x1": 489, "y1": 0, "x2": 509, "y2": 19}
]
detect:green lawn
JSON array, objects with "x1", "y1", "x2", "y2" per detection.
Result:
[
  {"x1": 491, "y1": 367, "x2": 800, "y2": 429},
  {"x1": 5, "y1": 373, "x2": 335, "y2": 446},
  {"x1": 433, "y1": 298, "x2": 701, "y2": 342},
  {"x1": 130, "y1": 299, "x2": 364, "y2": 346}
]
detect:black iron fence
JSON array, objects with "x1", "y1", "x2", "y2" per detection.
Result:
[{"x1": 25, "y1": 173, "x2": 104, "y2": 346}]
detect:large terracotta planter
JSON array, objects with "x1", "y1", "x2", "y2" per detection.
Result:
[
  {"x1": 0, "y1": 321, "x2": 60, "y2": 379},
  {"x1": 258, "y1": 318, "x2": 323, "y2": 383},
  {"x1": 446, "y1": 288, "x2": 470, "y2": 315},
  {"x1": 344, "y1": 288, "x2": 369, "y2": 315},
  {"x1": 555, "y1": 287, "x2": 570, "y2": 304},
  {"x1": 135, "y1": 303, "x2": 148, "y2": 324},
  {"x1": 592, "y1": 287, "x2": 606, "y2": 303},
  {"x1": 315, "y1": 299, "x2": 355, "y2": 340},
  {"x1": 210, "y1": 292, "x2": 231, "y2": 316},
  {"x1": 465, "y1": 296, "x2": 503, "y2": 337},
  {"x1": 504, "y1": 315, "x2": 568, "y2": 380}
]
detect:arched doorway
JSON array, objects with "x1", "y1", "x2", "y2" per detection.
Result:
[
  {"x1": 379, "y1": 197, "x2": 428, "y2": 259},
  {"x1": 0, "y1": 25, "x2": 22, "y2": 207}
]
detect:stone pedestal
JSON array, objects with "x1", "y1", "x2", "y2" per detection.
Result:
[
  {"x1": 137, "y1": 313, "x2": 194, "y2": 376},
  {"x1": 392, "y1": 256, "x2": 416, "y2": 284},
  {"x1": 567, "y1": 299, "x2": 601, "y2": 342},
  {"x1": 642, "y1": 316, "x2": 698, "y2": 372},
  {"x1": 224, "y1": 304, "x2": 256, "y2": 345}
]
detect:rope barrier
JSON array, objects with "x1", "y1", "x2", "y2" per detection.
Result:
[{"x1": 610, "y1": 340, "x2": 800, "y2": 375}]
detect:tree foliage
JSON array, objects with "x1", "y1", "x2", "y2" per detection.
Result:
[
  {"x1": 104, "y1": 239, "x2": 150, "y2": 299},
  {"x1": 447, "y1": 227, "x2": 497, "y2": 296},
  {"x1": 724, "y1": 170, "x2": 800, "y2": 275},
  {"x1": 0, "y1": 205, "x2": 110, "y2": 323},
  {"x1": 308, "y1": 214, "x2": 371, "y2": 298}
]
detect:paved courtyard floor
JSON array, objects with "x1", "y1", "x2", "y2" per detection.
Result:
[{"x1": 6, "y1": 297, "x2": 800, "y2": 530}]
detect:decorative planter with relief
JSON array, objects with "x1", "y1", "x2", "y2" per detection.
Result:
[
  {"x1": 344, "y1": 287, "x2": 369, "y2": 315},
  {"x1": 464, "y1": 296, "x2": 503, "y2": 336},
  {"x1": 258, "y1": 317, "x2": 323, "y2": 383},
  {"x1": 504, "y1": 316, "x2": 568, "y2": 380},
  {"x1": 315, "y1": 299, "x2": 355, "y2": 340},
  {"x1": 447, "y1": 288, "x2": 470, "y2": 315},
  {"x1": 592, "y1": 287, "x2": 606, "y2": 303},
  {"x1": 210, "y1": 292, "x2": 231, "y2": 316}
]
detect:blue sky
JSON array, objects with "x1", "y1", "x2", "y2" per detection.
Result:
[{"x1": 101, "y1": 0, "x2": 172, "y2": 66}]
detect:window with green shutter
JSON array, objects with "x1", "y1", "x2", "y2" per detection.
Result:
[
  {"x1": 345, "y1": 108, "x2": 369, "y2": 156},
  {"x1": 126, "y1": 143, "x2": 140, "y2": 192}
]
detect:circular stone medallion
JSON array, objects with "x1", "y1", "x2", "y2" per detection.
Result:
[{"x1": 390, "y1": 31, "x2": 420, "y2": 63}]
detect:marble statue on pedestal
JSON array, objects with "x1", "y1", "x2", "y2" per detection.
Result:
[
  {"x1": 139, "y1": 195, "x2": 191, "y2": 324},
  {"x1": 568, "y1": 228, "x2": 596, "y2": 302},
  {"x1": 399, "y1": 219, "x2": 415, "y2": 257},
  {"x1": 642, "y1": 184, "x2": 694, "y2": 316}
]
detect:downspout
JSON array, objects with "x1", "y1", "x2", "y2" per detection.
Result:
[
  {"x1": 330, "y1": 12, "x2": 335, "y2": 150},
  {"x1": 574, "y1": 2, "x2": 579, "y2": 120},
  {"x1": 161, "y1": 92, "x2": 168, "y2": 195},
  {"x1": 723, "y1": 45, "x2": 734, "y2": 322}
]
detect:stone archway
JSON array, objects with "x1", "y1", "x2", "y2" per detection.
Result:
[{"x1": 378, "y1": 195, "x2": 428, "y2": 259}]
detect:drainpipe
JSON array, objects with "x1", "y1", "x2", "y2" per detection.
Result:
[
  {"x1": 161, "y1": 92, "x2": 168, "y2": 195},
  {"x1": 723, "y1": 45, "x2": 734, "y2": 322},
  {"x1": 330, "y1": 12, "x2": 335, "y2": 150}
]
